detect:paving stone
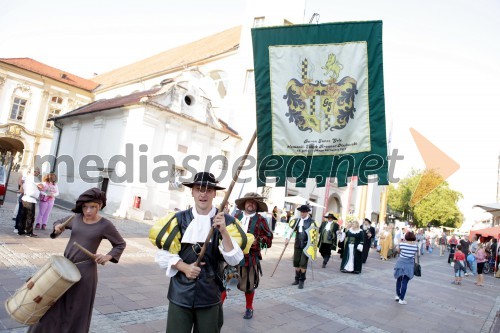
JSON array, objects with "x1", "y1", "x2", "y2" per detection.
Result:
[{"x1": 1, "y1": 192, "x2": 499, "y2": 333}]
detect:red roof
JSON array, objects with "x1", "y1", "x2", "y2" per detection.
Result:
[{"x1": 0, "y1": 58, "x2": 99, "y2": 91}]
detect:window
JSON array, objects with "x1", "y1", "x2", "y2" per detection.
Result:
[
  {"x1": 169, "y1": 167, "x2": 186, "y2": 191},
  {"x1": 253, "y1": 17, "x2": 265, "y2": 28},
  {"x1": 46, "y1": 96, "x2": 64, "y2": 129},
  {"x1": 51, "y1": 96, "x2": 63, "y2": 104},
  {"x1": 10, "y1": 97, "x2": 27, "y2": 121},
  {"x1": 46, "y1": 108, "x2": 61, "y2": 128},
  {"x1": 244, "y1": 70, "x2": 255, "y2": 95}
]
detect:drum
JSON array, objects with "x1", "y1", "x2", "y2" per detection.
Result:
[{"x1": 5, "y1": 255, "x2": 81, "y2": 325}]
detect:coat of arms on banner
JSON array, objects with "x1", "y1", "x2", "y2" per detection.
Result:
[
  {"x1": 284, "y1": 54, "x2": 357, "y2": 133},
  {"x1": 269, "y1": 42, "x2": 370, "y2": 156}
]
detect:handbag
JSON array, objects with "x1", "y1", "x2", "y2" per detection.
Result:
[
  {"x1": 414, "y1": 251, "x2": 422, "y2": 277},
  {"x1": 39, "y1": 194, "x2": 49, "y2": 202}
]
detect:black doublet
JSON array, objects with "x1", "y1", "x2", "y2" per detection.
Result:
[
  {"x1": 167, "y1": 210, "x2": 236, "y2": 308},
  {"x1": 290, "y1": 218, "x2": 315, "y2": 250}
]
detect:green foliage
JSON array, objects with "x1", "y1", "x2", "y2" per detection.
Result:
[{"x1": 387, "y1": 169, "x2": 463, "y2": 228}]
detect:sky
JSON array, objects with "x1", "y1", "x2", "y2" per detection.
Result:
[{"x1": 1, "y1": 0, "x2": 499, "y2": 225}]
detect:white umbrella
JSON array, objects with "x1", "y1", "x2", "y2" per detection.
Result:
[{"x1": 283, "y1": 195, "x2": 325, "y2": 208}]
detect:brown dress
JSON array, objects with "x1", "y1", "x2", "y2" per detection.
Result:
[{"x1": 28, "y1": 215, "x2": 126, "y2": 333}]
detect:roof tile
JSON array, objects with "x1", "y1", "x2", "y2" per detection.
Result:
[{"x1": 0, "y1": 58, "x2": 99, "y2": 91}]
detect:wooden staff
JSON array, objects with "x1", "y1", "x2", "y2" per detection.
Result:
[
  {"x1": 310, "y1": 258, "x2": 314, "y2": 280},
  {"x1": 270, "y1": 237, "x2": 292, "y2": 277},
  {"x1": 195, "y1": 130, "x2": 257, "y2": 266},
  {"x1": 50, "y1": 215, "x2": 76, "y2": 239}
]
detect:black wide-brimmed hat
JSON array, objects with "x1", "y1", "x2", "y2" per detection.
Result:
[
  {"x1": 182, "y1": 172, "x2": 225, "y2": 190},
  {"x1": 235, "y1": 192, "x2": 268, "y2": 212},
  {"x1": 324, "y1": 212, "x2": 338, "y2": 220},
  {"x1": 297, "y1": 204, "x2": 311, "y2": 212}
]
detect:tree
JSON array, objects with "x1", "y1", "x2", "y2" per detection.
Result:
[{"x1": 387, "y1": 169, "x2": 463, "y2": 228}]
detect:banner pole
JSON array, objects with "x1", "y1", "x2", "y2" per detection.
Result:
[{"x1": 195, "y1": 130, "x2": 257, "y2": 266}]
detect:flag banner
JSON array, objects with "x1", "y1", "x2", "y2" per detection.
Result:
[{"x1": 252, "y1": 21, "x2": 388, "y2": 188}]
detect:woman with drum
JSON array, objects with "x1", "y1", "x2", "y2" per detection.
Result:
[{"x1": 28, "y1": 188, "x2": 126, "y2": 333}]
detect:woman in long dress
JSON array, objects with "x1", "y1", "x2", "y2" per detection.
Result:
[
  {"x1": 380, "y1": 226, "x2": 393, "y2": 261},
  {"x1": 28, "y1": 188, "x2": 126, "y2": 333},
  {"x1": 340, "y1": 220, "x2": 364, "y2": 274},
  {"x1": 337, "y1": 221, "x2": 352, "y2": 259}
]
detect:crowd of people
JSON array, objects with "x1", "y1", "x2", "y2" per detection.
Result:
[{"x1": 7, "y1": 169, "x2": 499, "y2": 332}]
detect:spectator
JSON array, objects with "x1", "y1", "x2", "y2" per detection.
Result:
[
  {"x1": 271, "y1": 206, "x2": 278, "y2": 232},
  {"x1": 448, "y1": 234, "x2": 459, "y2": 264},
  {"x1": 439, "y1": 231, "x2": 448, "y2": 257},
  {"x1": 475, "y1": 243, "x2": 487, "y2": 286},
  {"x1": 18, "y1": 168, "x2": 42, "y2": 237},
  {"x1": 393, "y1": 231, "x2": 418, "y2": 305},
  {"x1": 35, "y1": 173, "x2": 59, "y2": 230},
  {"x1": 452, "y1": 245, "x2": 466, "y2": 285}
]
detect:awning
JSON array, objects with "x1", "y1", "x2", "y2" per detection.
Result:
[
  {"x1": 472, "y1": 203, "x2": 500, "y2": 216},
  {"x1": 469, "y1": 226, "x2": 500, "y2": 240}
]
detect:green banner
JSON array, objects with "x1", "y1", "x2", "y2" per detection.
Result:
[{"x1": 252, "y1": 21, "x2": 388, "y2": 187}]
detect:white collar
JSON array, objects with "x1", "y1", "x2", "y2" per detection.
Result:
[
  {"x1": 243, "y1": 212, "x2": 256, "y2": 219},
  {"x1": 192, "y1": 206, "x2": 217, "y2": 219},
  {"x1": 181, "y1": 206, "x2": 217, "y2": 244}
]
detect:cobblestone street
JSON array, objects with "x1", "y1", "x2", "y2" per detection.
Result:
[{"x1": 0, "y1": 190, "x2": 499, "y2": 333}]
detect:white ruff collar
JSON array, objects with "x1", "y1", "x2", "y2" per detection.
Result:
[{"x1": 181, "y1": 206, "x2": 217, "y2": 244}]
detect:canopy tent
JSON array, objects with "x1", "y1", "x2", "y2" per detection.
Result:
[
  {"x1": 469, "y1": 225, "x2": 500, "y2": 274},
  {"x1": 469, "y1": 226, "x2": 500, "y2": 240}
]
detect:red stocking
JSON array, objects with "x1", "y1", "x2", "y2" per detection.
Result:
[
  {"x1": 221, "y1": 290, "x2": 227, "y2": 304},
  {"x1": 245, "y1": 291, "x2": 255, "y2": 309}
]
